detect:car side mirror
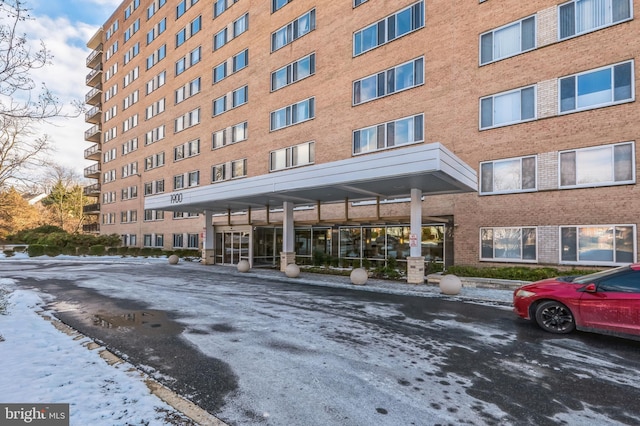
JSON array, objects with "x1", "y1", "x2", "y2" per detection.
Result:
[{"x1": 583, "y1": 283, "x2": 597, "y2": 293}]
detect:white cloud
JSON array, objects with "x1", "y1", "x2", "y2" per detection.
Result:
[{"x1": 20, "y1": 14, "x2": 100, "y2": 181}]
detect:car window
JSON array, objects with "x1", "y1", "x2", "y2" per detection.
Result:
[
  {"x1": 573, "y1": 265, "x2": 630, "y2": 284},
  {"x1": 598, "y1": 271, "x2": 640, "y2": 293}
]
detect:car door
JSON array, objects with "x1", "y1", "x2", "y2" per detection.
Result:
[{"x1": 578, "y1": 270, "x2": 640, "y2": 336}]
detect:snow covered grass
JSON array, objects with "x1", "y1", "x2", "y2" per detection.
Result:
[{"x1": 0, "y1": 281, "x2": 193, "y2": 425}]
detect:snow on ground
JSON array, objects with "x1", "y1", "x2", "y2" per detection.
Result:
[{"x1": 0, "y1": 278, "x2": 192, "y2": 426}]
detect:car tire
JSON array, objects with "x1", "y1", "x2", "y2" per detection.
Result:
[{"x1": 534, "y1": 300, "x2": 576, "y2": 334}]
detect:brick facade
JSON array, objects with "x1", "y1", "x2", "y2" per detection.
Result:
[{"x1": 84, "y1": 0, "x2": 640, "y2": 268}]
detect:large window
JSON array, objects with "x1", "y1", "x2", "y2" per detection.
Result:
[
  {"x1": 481, "y1": 227, "x2": 537, "y2": 262},
  {"x1": 561, "y1": 225, "x2": 635, "y2": 265},
  {"x1": 353, "y1": 114, "x2": 423, "y2": 155},
  {"x1": 480, "y1": 16, "x2": 535, "y2": 65},
  {"x1": 353, "y1": 1, "x2": 424, "y2": 56},
  {"x1": 480, "y1": 156, "x2": 537, "y2": 194},
  {"x1": 271, "y1": 9, "x2": 315, "y2": 51},
  {"x1": 272, "y1": 0, "x2": 291, "y2": 12},
  {"x1": 270, "y1": 98, "x2": 315, "y2": 131},
  {"x1": 270, "y1": 141, "x2": 315, "y2": 171},
  {"x1": 559, "y1": 0, "x2": 632, "y2": 39},
  {"x1": 559, "y1": 142, "x2": 635, "y2": 188},
  {"x1": 353, "y1": 57, "x2": 424, "y2": 105},
  {"x1": 271, "y1": 53, "x2": 315, "y2": 91},
  {"x1": 212, "y1": 159, "x2": 247, "y2": 182},
  {"x1": 559, "y1": 60, "x2": 633, "y2": 113},
  {"x1": 480, "y1": 86, "x2": 535, "y2": 129}
]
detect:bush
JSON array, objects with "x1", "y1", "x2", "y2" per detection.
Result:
[
  {"x1": 61, "y1": 246, "x2": 77, "y2": 256},
  {"x1": 445, "y1": 265, "x2": 600, "y2": 281},
  {"x1": 117, "y1": 246, "x2": 129, "y2": 256},
  {"x1": 27, "y1": 244, "x2": 45, "y2": 257},
  {"x1": 89, "y1": 245, "x2": 106, "y2": 256},
  {"x1": 77, "y1": 246, "x2": 89, "y2": 256},
  {"x1": 3, "y1": 250, "x2": 14, "y2": 257},
  {"x1": 107, "y1": 247, "x2": 119, "y2": 255},
  {"x1": 44, "y1": 246, "x2": 60, "y2": 257}
]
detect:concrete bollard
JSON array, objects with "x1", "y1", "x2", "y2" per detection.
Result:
[
  {"x1": 237, "y1": 260, "x2": 250, "y2": 272},
  {"x1": 285, "y1": 263, "x2": 300, "y2": 278},
  {"x1": 350, "y1": 268, "x2": 368, "y2": 285},
  {"x1": 439, "y1": 274, "x2": 462, "y2": 295},
  {"x1": 168, "y1": 254, "x2": 179, "y2": 265}
]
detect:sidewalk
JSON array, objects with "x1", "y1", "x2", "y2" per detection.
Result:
[{"x1": 212, "y1": 264, "x2": 519, "y2": 308}]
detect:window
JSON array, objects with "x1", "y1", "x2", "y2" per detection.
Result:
[
  {"x1": 146, "y1": 70, "x2": 166, "y2": 94},
  {"x1": 144, "y1": 179, "x2": 165, "y2": 196},
  {"x1": 124, "y1": 19, "x2": 140, "y2": 42},
  {"x1": 480, "y1": 16, "x2": 535, "y2": 65},
  {"x1": 145, "y1": 98, "x2": 165, "y2": 119},
  {"x1": 147, "y1": 0, "x2": 167, "y2": 20},
  {"x1": 174, "y1": 174, "x2": 184, "y2": 190},
  {"x1": 561, "y1": 225, "x2": 635, "y2": 264},
  {"x1": 353, "y1": 57, "x2": 424, "y2": 105},
  {"x1": 123, "y1": 67, "x2": 139, "y2": 87},
  {"x1": 559, "y1": 0, "x2": 632, "y2": 39},
  {"x1": 213, "y1": 121, "x2": 248, "y2": 149},
  {"x1": 121, "y1": 186, "x2": 137, "y2": 201},
  {"x1": 213, "y1": 62, "x2": 227, "y2": 83},
  {"x1": 559, "y1": 142, "x2": 635, "y2": 188},
  {"x1": 213, "y1": 96, "x2": 226, "y2": 116},
  {"x1": 234, "y1": 13, "x2": 249, "y2": 38},
  {"x1": 214, "y1": 28, "x2": 227, "y2": 50},
  {"x1": 145, "y1": 125, "x2": 165, "y2": 145},
  {"x1": 124, "y1": 42, "x2": 140, "y2": 64},
  {"x1": 232, "y1": 85, "x2": 248, "y2": 107},
  {"x1": 177, "y1": 0, "x2": 198, "y2": 19},
  {"x1": 174, "y1": 139, "x2": 200, "y2": 161},
  {"x1": 144, "y1": 152, "x2": 165, "y2": 170},
  {"x1": 176, "y1": 16, "x2": 201, "y2": 47},
  {"x1": 481, "y1": 227, "x2": 537, "y2": 262},
  {"x1": 173, "y1": 234, "x2": 184, "y2": 248},
  {"x1": 353, "y1": 1, "x2": 424, "y2": 56},
  {"x1": 559, "y1": 60, "x2": 633, "y2": 113},
  {"x1": 270, "y1": 98, "x2": 315, "y2": 131},
  {"x1": 214, "y1": 0, "x2": 240, "y2": 17},
  {"x1": 273, "y1": 0, "x2": 291, "y2": 12},
  {"x1": 175, "y1": 46, "x2": 201, "y2": 76},
  {"x1": 233, "y1": 49, "x2": 248, "y2": 72},
  {"x1": 480, "y1": 156, "x2": 536, "y2": 195},
  {"x1": 144, "y1": 210, "x2": 165, "y2": 222},
  {"x1": 147, "y1": 18, "x2": 166, "y2": 44},
  {"x1": 175, "y1": 108, "x2": 201, "y2": 132},
  {"x1": 353, "y1": 114, "x2": 424, "y2": 155},
  {"x1": 271, "y1": 53, "x2": 315, "y2": 91},
  {"x1": 146, "y1": 44, "x2": 166, "y2": 70},
  {"x1": 480, "y1": 86, "x2": 535, "y2": 129},
  {"x1": 175, "y1": 77, "x2": 201, "y2": 104},
  {"x1": 122, "y1": 138, "x2": 138, "y2": 155},
  {"x1": 187, "y1": 234, "x2": 199, "y2": 249},
  {"x1": 271, "y1": 9, "x2": 315, "y2": 51},
  {"x1": 270, "y1": 141, "x2": 315, "y2": 171},
  {"x1": 188, "y1": 171, "x2": 200, "y2": 187},
  {"x1": 212, "y1": 159, "x2": 247, "y2": 182},
  {"x1": 123, "y1": 91, "x2": 139, "y2": 110},
  {"x1": 354, "y1": 0, "x2": 368, "y2": 6}
]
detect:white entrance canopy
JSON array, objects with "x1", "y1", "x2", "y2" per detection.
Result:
[{"x1": 145, "y1": 143, "x2": 477, "y2": 214}]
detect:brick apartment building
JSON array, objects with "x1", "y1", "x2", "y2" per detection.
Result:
[{"x1": 83, "y1": 0, "x2": 639, "y2": 281}]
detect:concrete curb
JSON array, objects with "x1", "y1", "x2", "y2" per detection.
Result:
[{"x1": 38, "y1": 311, "x2": 228, "y2": 426}]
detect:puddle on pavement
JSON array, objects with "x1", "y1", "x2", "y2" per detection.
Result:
[{"x1": 91, "y1": 310, "x2": 182, "y2": 335}]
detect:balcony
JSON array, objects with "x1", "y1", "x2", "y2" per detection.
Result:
[
  {"x1": 83, "y1": 203, "x2": 101, "y2": 215},
  {"x1": 86, "y1": 45, "x2": 103, "y2": 68},
  {"x1": 84, "y1": 164, "x2": 101, "y2": 179},
  {"x1": 85, "y1": 86, "x2": 102, "y2": 106},
  {"x1": 86, "y1": 64, "x2": 102, "y2": 87},
  {"x1": 85, "y1": 105, "x2": 101, "y2": 124},
  {"x1": 84, "y1": 124, "x2": 101, "y2": 142},
  {"x1": 87, "y1": 28, "x2": 103, "y2": 51},
  {"x1": 84, "y1": 143, "x2": 102, "y2": 161},
  {"x1": 83, "y1": 183, "x2": 101, "y2": 197},
  {"x1": 83, "y1": 223, "x2": 100, "y2": 234}
]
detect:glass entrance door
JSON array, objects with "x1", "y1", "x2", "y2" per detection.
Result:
[{"x1": 215, "y1": 231, "x2": 250, "y2": 265}]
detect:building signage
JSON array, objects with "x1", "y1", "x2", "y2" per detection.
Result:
[{"x1": 170, "y1": 193, "x2": 183, "y2": 204}]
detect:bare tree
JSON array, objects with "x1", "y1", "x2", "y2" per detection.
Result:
[{"x1": 0, "y1": 0, "x2": 77, "y2": 189}]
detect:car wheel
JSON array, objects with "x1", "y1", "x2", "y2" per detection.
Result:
[{"x1": 534, "y1": 300, "x2": 576, "y2": 334}]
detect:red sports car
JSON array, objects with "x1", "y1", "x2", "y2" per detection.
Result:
[{"x1": 513, "y1": 264, "x2": 640, "y2": 339}]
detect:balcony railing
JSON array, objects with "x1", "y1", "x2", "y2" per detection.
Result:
[
  {"x1": 83, "y1": 203, "x2": 100, "y2": 214},
  {"x1": 86, "y1": 45, "x2": 103, "y2": 67},
  {"x1": 85, "y1": 87, "x2": 102, "y2": 105},
  {"x1": 84, "y1": 124, "x2": 101, "y2": 141},
  {"x1": 84, "y1": 164, "x2": 101, "y2": 178},
  {"x1": 86, "y1": 65, "x2": 102, "y2": 86},
  {"x1": 85, "y1": 106, "x2": 101, "y2": 123},
  {"x1": 83, "y1": 223, "x2": 100, "y2": 233},
  {"x1": 83, "y1": 183, "x2": 101, "y2": 196},
  {"x1": 84, "y1": 143, "x2": 101, "y2": 160}
]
